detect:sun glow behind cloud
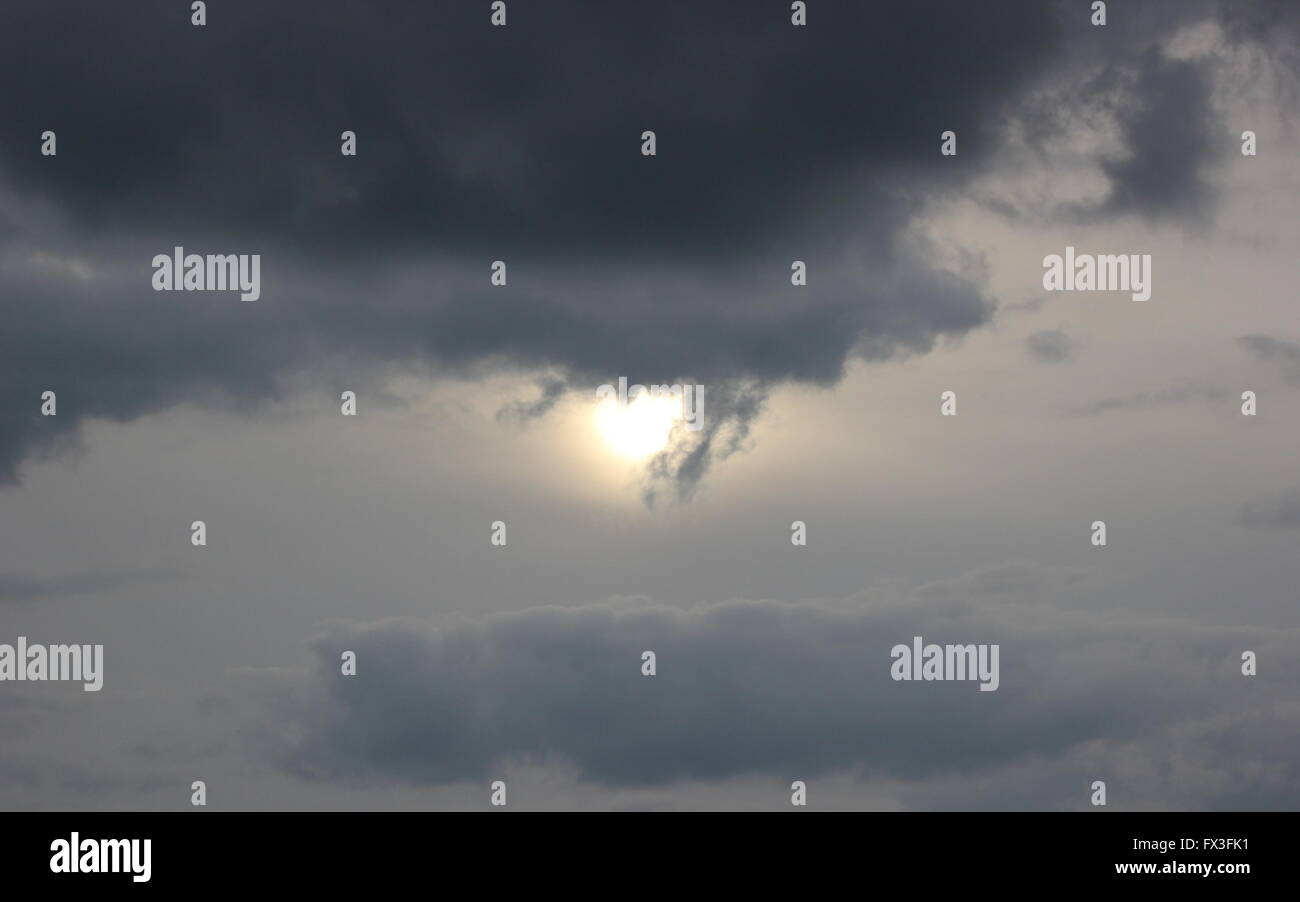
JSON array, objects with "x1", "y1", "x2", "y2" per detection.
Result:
[{"x1": 594, "y1": 393, "x2": 679, "y2": 460}]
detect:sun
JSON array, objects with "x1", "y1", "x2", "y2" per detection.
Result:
[{"x1": 595, "y1": 393, "x2": 679, "y2": 459}]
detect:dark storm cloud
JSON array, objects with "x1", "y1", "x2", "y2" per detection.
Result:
[
  {"x1": 1095, "y1": 50, "x2": 1221, "y2": 222},
  {"x1": 0, "y1": 0, "x2": 1068, "y2": 256},
  {"x1": 1024, "y1": 329, "x2": 1074, "y2": 362},
  {"x1": 0, "y1": 1, "x2": 1275, "y2": 489},
  {"x1": 248, "y1": 589, "x2": 1297, "y2": 797},
  {"x1": 1238, "y1": 488, "x2": 1300, "y2": 530}
]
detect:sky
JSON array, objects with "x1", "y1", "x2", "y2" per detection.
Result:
[{"x1": 0, "y1": 0, "x2": 1298, "y2": 810}]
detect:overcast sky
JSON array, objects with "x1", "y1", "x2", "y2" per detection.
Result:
[{"x1": 1, "y1": 0, "x2": 1298, "y2": 810}]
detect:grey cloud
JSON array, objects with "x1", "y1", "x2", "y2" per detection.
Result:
[
  {"x1": 495, "y1": 375, "x2": 569, "y2": 426},
  {"x1": 1096, "y1": 50, "x2": 1221, "y2": 223},
  {"x1": 0, "y1": 241, "x2": 987, "y2": 495},
  {"x1": 1219, "y1": 0, "x2": 1300, "y2": 86},
  {"x1": 1238, "y1": 334, "x2": 1300, "y2": 383},
  {"x1": 983, "y1": 5, "x2": 1269, "y2": 227},
  {"x1": 1025, "y1": 329, "x2": 1074, "y2": 363},
  {"x1": 0, "y1": 0, "x2": 1284, "y2": 496},
  {"x1": 915, "y1": 561, "x2": 1087, "y2": 604},
  {"x1": 1072, "y1": 383, "x2": 1230, "y2": 416},
  {"x1": 642, "y1": 380, "x2": 766, "y2": 507},
  {"x1": 1003, "y1": 297, "x2": 1047, "y2": 315},
  {"x1": 1239, "y1": 488, "x2": 1300, "y2": 530},
  {"x1": 0, "y1": 568, "x2": 173, "y2": 605},
  {"x1": 246, "y1": 587, "x2": 1297, "y2": 802},
  {"x1": 0, "y1": 1, "x2": 1068, "y2": 257}
]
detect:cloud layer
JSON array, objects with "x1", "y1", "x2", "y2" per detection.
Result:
[
  {"x1": 0, "y1": 0, "x2": 1271, "y2": 494},
  {"x1": 247, "y1": 586, "x2": 1298, "y2": 807}
]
